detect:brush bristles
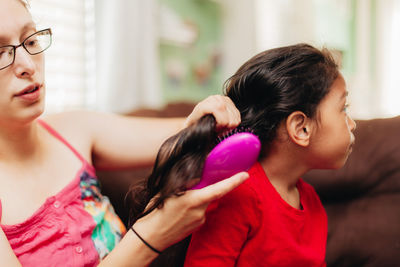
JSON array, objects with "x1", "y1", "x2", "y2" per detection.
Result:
[{"x1": 215, "y1": 127, "x2": 255, "y2": 145}]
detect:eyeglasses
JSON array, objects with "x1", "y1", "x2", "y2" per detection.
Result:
[{"x1": 0, "y1": 28, "x2": 52, "y2": 71}]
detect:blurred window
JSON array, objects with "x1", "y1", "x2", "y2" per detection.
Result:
[{"x1": 30, "y1": 0, "x2": 95, "y2": 113}]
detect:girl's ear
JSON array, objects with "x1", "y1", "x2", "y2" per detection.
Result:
[{"x1": 285, "y1": 111, "x2": 313, "y2": 147}]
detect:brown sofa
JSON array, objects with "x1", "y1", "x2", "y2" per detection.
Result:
[{"x1": 97, "y1": 103, "x2": 400, "y2": 267}]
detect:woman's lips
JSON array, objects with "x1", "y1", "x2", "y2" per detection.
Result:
[{"x1": 15, "y1": 84, "x2": 42, "y2": 102}]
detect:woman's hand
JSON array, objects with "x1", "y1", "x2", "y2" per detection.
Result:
[
  {"x1": 131, "y1": 171, "x2": 249, "y2": 252},
  {"x1": 184, "y1": 95, "x2": 241, "y2": 131}
]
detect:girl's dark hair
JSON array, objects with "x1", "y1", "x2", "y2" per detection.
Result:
[
  {"x1": 128, "y1": 43, "x2": 339, "y2": 266},
  {"x1": 225, "y1": 43, "x2": 339, "y2": 157},
  {"x1": 129, "y1": 115, "x2": 217, "y2": 223},
  {"x1": 128, "y1": 115, "x2": 218, "y2": 267}
]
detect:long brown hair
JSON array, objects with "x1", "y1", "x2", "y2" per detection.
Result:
[
  {"x1": 129, "y1": 115, "x2": 217, "y2": 223},
  {"x1": 127, "y1": 115, "x2": 218, "y2": 266}
]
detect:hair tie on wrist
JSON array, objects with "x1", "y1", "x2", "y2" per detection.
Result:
[{"x1": 131, "y1": 227, "x2": 162, "y2": 254}]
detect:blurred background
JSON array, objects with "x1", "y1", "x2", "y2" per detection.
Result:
[{"x1": 30, "y1": 0, "x2": 400, "y2": 119}]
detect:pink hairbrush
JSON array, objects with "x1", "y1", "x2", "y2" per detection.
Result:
[{"x1": 190, "y1": 130, "x2": 261, "y2": 189}]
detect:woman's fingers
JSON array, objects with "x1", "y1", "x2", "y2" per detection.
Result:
[
  {"x1": 190, "y1": 172, "x2": 249, "y2": 205},
  {"x1": 184, "y1": 95, "x2": 241, "y2": 130},
  {"x1": 206, "y1": 95, "x2": 240, "y2": 130},
  {"x1": 132, "y1": 172, "x2": 249, "y2": 250}
]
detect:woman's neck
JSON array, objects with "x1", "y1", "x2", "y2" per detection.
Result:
[{"x1": 0, "y1": 119, "x2": 42, "y2": 162}]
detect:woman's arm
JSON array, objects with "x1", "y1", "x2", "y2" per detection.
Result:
[
  {"x1": 0, "y1": 228, "x2": 22, "y2": 267},
  {"x1": 90, "y1": 95, "x2": 240, "y2": 170},
  {"x1": 43, "y1": 95, "x2": 240, "y2": 171},
  {"x1": 98, "y1": 172, "x2": 249, "y2": 266}
]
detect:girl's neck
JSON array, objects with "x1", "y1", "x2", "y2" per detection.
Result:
[
  {"x1": 0, "y1": 119, "x2": 43, "y2": 162},
  {"x1": 259, "y1": 143, "x2": 309, "y2": 192},
  {"x1": 259, "y1": 145, "x2": 309, "y2": 210}
]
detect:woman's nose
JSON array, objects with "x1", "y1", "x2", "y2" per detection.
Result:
[{"x1": 13, "y1": 46, "x2": 35, "y2": 78}]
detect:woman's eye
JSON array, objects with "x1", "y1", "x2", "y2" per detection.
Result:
[
  {"x1": 0, "y1": 48, "x2": 12, "y2": 58},
  {"x1": 26, "y1": 39, "x2": 38, "y2": 47}
]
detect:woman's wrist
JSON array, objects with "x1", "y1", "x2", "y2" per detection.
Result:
[
  {"x1": 131, "y1": 215, "x2": 169, "y2": 252},
  {"x1": 98, "y1": 229, "x2": 159, "y2": 267},
  {"x1": 130, "y1": 226, "x2": 162, "y2": 254}
]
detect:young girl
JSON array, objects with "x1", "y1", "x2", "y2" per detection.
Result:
[
  {"x1": 0, "y1": 0, "x2": 249, "y2": 266},
  {"x1": 131, "y1": 44, "x2": 356, "y2": 266}
]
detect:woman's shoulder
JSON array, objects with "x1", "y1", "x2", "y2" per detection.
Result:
[
  {"x1": 41, "y1": 110, "x2": 101, "y2": 141},
  {"x1": 42, "y1": 110, "x2": 94, "y2": 130},
  {"x1": 40, "y1": 110, "x2": 96, "y2": 158}
]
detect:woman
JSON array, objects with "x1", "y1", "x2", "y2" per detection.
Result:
[{"x1": 0, "y1": 0, "x2": 248, "y2": 266}]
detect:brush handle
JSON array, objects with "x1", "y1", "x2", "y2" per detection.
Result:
[{"x1": 190, "y1": 132, "x2": 261, "y2": 189}]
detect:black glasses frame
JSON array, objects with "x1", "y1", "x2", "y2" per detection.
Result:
[{"x1": 0, "y1": 28, "x2": 52, "y2": 71}]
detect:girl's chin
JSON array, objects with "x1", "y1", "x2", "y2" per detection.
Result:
[
  {"x1": 315, "y1": 156, "x2": 349, "y2": 170},
  {"x1": 334, "y1": 156, "x2": 350, "y2": 169}
]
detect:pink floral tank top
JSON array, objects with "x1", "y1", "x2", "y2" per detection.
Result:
[{"x1": 0, "y1": 120, "x2": 127, "y2": 266}]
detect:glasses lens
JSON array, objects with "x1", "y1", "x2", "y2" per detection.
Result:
[
  {"x1": 0, "y1": 46, "x2": 14, "y2": 69},
  {"x1": 24, "y1": 29, "x2": 52, "y2": 55}
]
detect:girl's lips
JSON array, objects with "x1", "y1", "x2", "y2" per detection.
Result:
[{"x1": 348, "y1": 142, "x2": 355, "y2": 153}]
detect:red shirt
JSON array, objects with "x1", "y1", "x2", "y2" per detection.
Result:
[{"x1": 184, "y1": 162, "x2": 327, "y2": 267}]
